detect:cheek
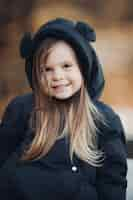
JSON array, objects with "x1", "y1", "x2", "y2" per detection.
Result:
[
  {"x1": 69, "y1": 75, "x2": 82, "y2": 91},
  {"x1": 76, "y1": 76, "x2": 82, "y2": 89},
  {"x1": 72, "y1": 70, "x2": 83, "y2": 84},
  {"x1": 40, "y1": 74, "x2": 51, "y2": 85}
]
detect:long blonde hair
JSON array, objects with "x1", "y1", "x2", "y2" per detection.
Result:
[{"x1": 21, "y1": 38, "x2": 105, "y2": 166}]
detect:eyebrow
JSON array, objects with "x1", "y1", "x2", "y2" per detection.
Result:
[{"x1": 45, "y1": 61, "x2": 72, "y2": 68}]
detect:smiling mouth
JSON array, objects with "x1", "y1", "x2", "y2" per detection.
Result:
[
  {"x1": 52, "y1": 84, "x2": 70, "y2": 91},
  {"x1": 52, "y1": 84, "x2": 70, "y2": 88}
]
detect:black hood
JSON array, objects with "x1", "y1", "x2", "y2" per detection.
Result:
[{"x1": 20, "y1": 18, "x2": 105, "y2": 100}]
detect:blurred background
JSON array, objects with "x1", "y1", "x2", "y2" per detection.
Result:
[{"x1": 0, "y1": 0, "x2": 133, "y2": 157}]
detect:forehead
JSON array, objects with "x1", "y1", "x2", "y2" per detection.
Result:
[{"x1": 40, "y1": 40, "x2": 78, "y2": 66}]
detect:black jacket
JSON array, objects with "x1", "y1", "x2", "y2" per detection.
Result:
[{"x1": 0, "y1": 93, "x2": 127, "y2": 200}]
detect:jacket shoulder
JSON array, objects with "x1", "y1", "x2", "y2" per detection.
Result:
[
  {"x1": 93, "y1": 100, "x2": 126, "y2": 144},
  {"x1": 94, "y1": 100, "x2": 117, "y2": 120},
  {"x1": 0, "y1": 93, "x2": 33, "y2": 166},
  {"x1": 11, "y1": 92, "x2": 33, "y2": 115},
  {"x1": 8, "y1": 92, "x2": 33, "y2": 106},
  {"x1": 1, "y1": 92, "x2": 33, "y2": 127}
]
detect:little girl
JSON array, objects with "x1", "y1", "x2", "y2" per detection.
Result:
[{"x1": 0, "y1": 18, "x2": 127, "y2": 200}]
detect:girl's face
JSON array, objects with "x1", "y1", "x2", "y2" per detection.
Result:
[{"x1": 39, "y1": 40, "x2": 83, "y2": 100}]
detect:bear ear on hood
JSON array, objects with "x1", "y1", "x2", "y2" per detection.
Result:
[
  {"x1": 75, "y1": 21, "x2": 96, "y2": 42},
  {"x1": 20, "y1": 32, "x2": 33, "y2": 59}
]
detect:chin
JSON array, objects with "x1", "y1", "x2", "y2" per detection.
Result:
[
  {"x1": 53, "y1": 90, "x2": 80, "y2": 100},
  {"x1": 54, "y1": 95, "x2": 72, "y2": 100}
]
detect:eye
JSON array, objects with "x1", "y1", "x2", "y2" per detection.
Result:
[
  {"x1": 45, "y1": 67, "x2": 52, "y2": 72},
  {"x1": 63, "y1": 64, "x2": 72, "y2": 68}
]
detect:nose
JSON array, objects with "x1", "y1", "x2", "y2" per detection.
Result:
[{"x1": 52, "y1": 68, "x2": 64, "y2": 81}]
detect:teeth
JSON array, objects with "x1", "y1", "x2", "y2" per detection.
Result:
[{"x1": 53, "y1": 84, "x2": 69, "y2": 88}]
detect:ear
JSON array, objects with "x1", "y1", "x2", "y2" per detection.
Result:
[
  {"x1": 19, "y1": 32, "x2": 33, "y2": 59},
  {"x1": 75, "y1": 21, "x2": 96, "y2": 42}
]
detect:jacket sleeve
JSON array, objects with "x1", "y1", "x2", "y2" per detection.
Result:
[
  {"x1": 96, "y1": 114, "x2": 127, "y2": 200},
  {"x1": 0, "y1": 96, "x2": 26, "y2": 167}
]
